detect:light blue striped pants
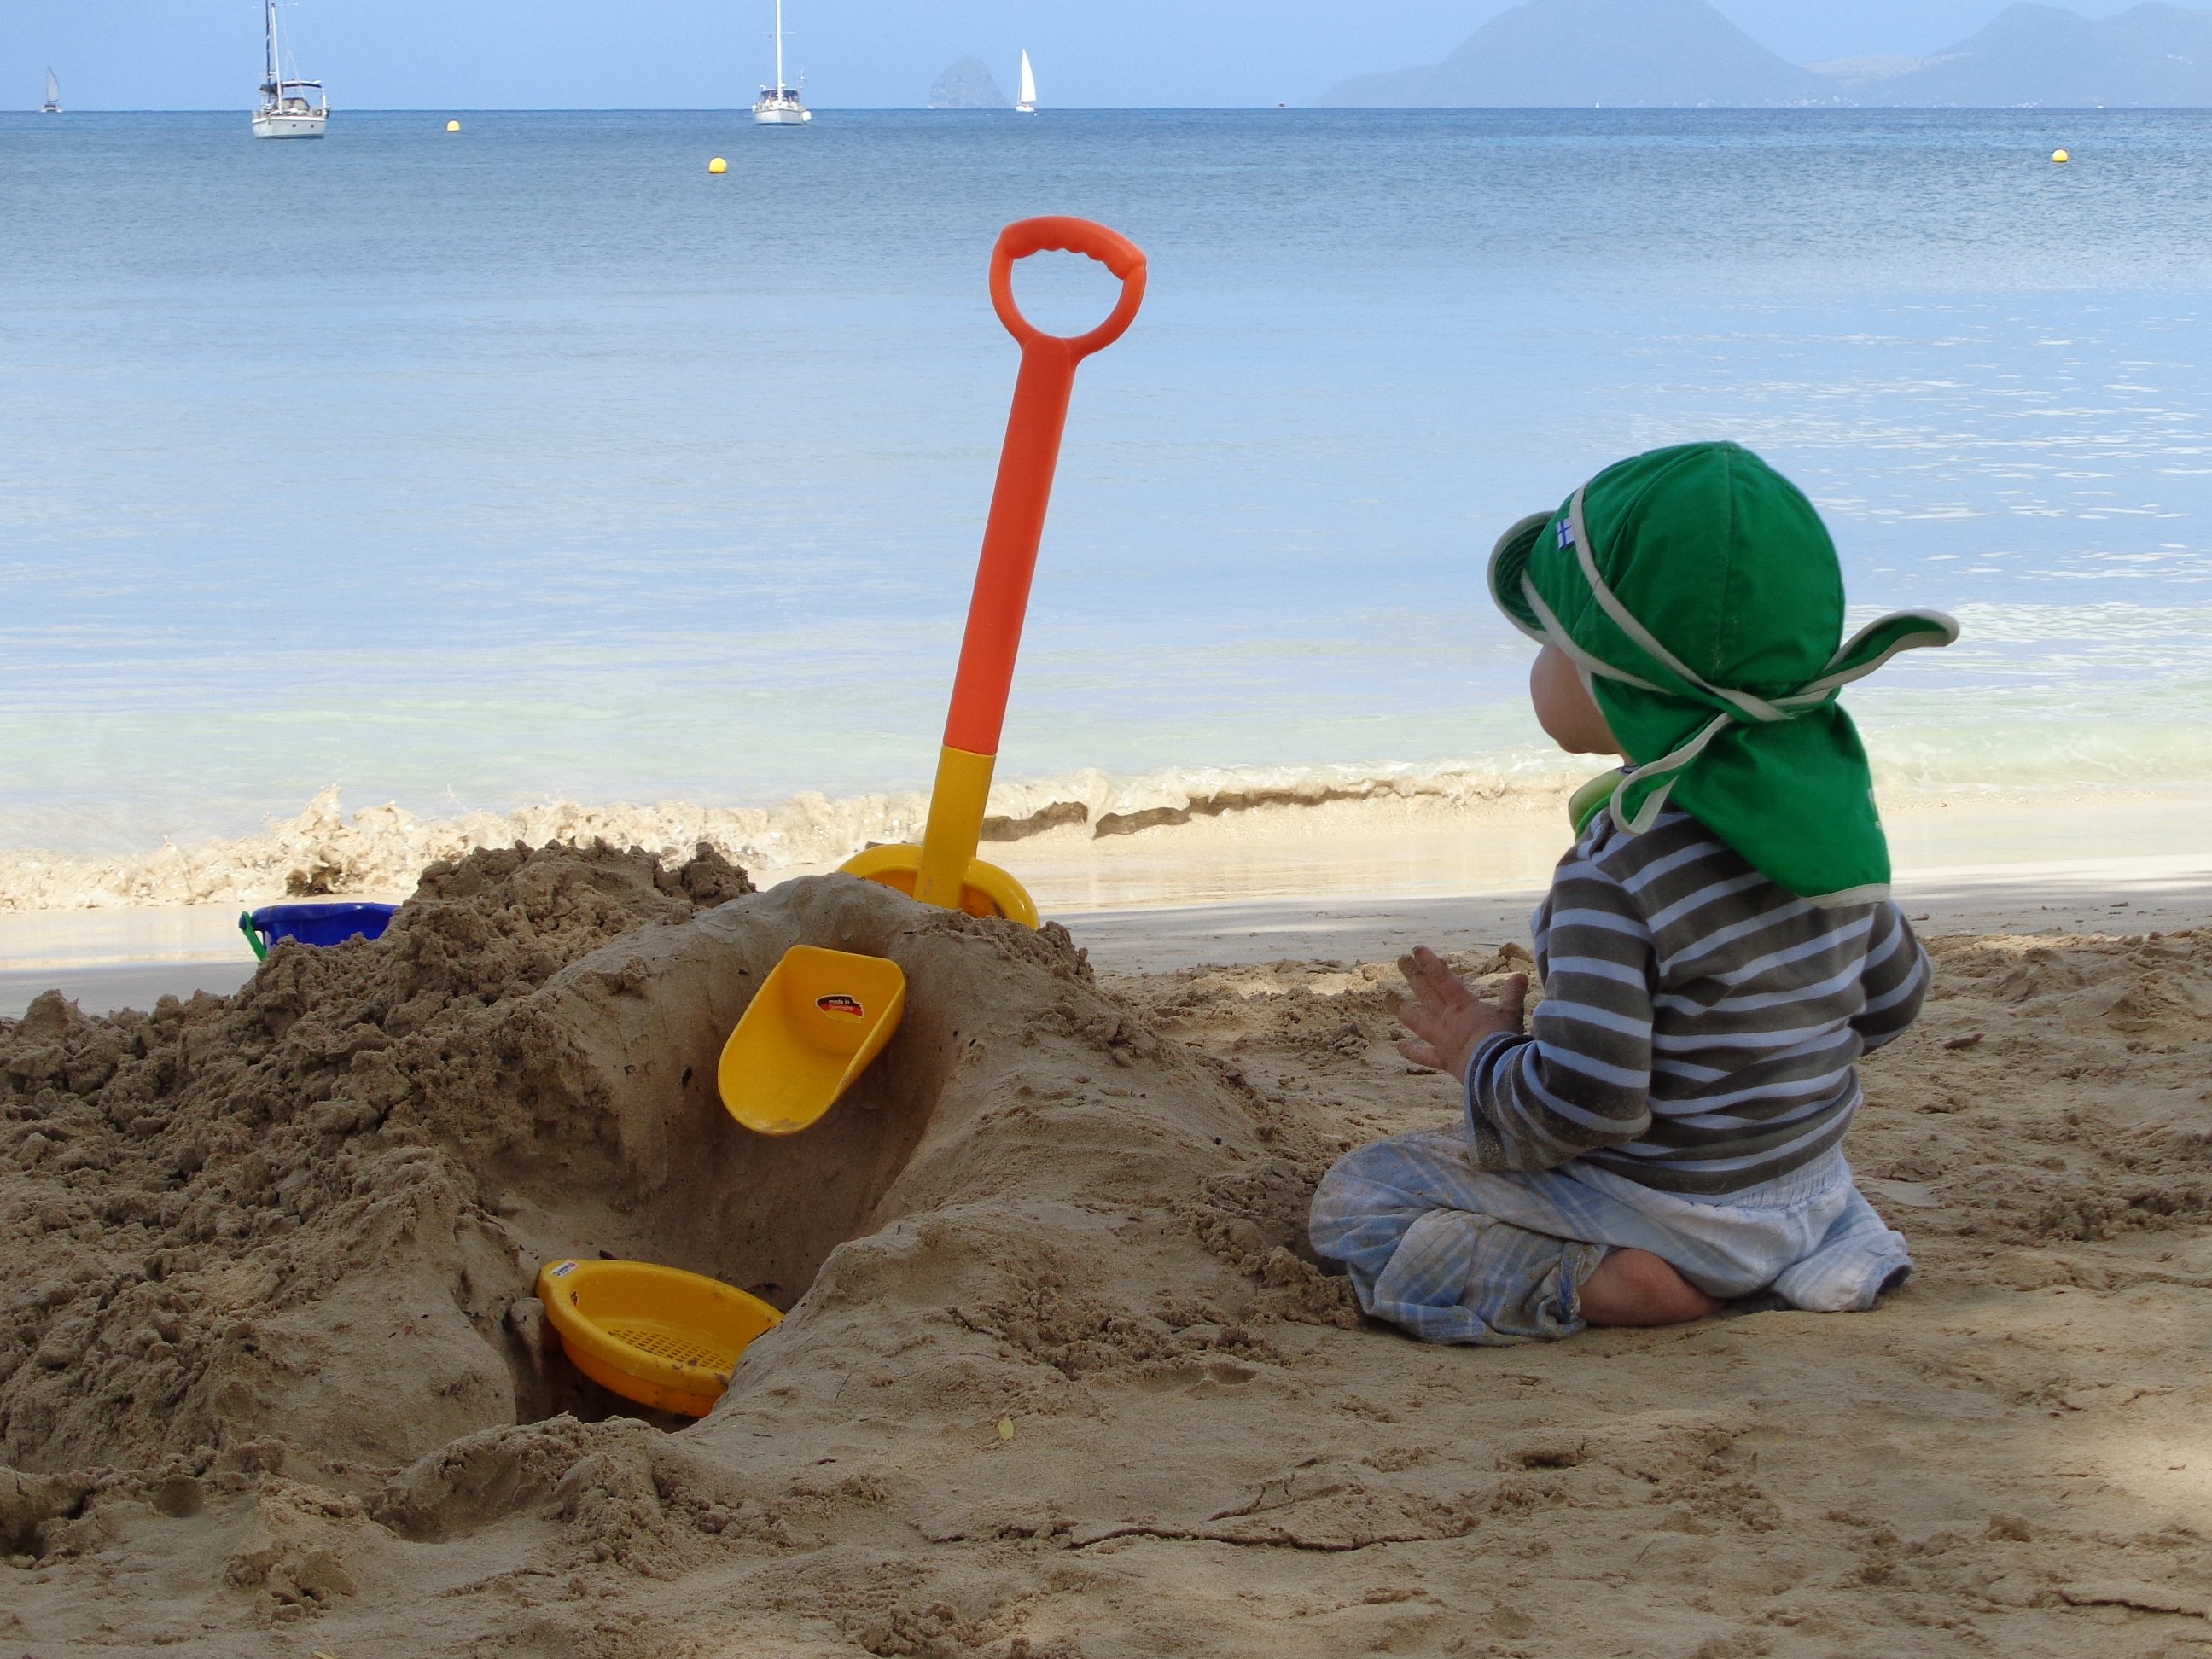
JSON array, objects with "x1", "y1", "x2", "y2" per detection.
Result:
[{"x1": 1308, "y1": 1131, "x2": 1912, "y2": 1346}]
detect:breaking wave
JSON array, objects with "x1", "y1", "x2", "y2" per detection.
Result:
[{"x1": 0, "y1": 759, "x2": 1592, "y2": 911}]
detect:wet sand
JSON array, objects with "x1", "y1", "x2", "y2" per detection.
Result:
[{"x1": 9, "y1": 849, "x2": 2212, "y2": 1018}]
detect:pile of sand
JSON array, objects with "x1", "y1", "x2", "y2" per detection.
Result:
[
  {"x1": 4, "y1": 844, "x2": 2211, "y2": 1656},
  {"x1": 2, "y1": 840, "x2": 1360, "y2": 1650},
  {"x1": 1, "y1": 840, "x2": 756, "y2": 1480}
]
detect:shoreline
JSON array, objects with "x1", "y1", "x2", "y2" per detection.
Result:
[
  {"x1": 4, "y1": 777, "x2": 2206, "y2": 1017},
  {"x1": 6, "y1": 841, "x2": 2208, "y2": 1020},
  {"x1": 7, "y1": 768, "x2": 2210, "y2": 913}
]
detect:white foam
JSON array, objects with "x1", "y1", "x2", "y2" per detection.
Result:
[
  {"x1": 7, "y1": 748, "x2": 2207, "y2": 915},
  {"x1": 0, "y1": 759, "x2": 1591, "y2": 911}
]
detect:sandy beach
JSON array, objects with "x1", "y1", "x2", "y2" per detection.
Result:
[
  {"x1": 13, "y1": 76, "x2": 2212, "y2": 1659},
  {"x1": 3, "y1": 832, "x2": 2209, "y2": 1657}
]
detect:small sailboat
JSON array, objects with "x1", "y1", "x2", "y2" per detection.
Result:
[
  {"x1": 40, "y1": 68, "x2": 61, "y2": 114},
  {"x1": 253, "y1": 0, "x2": 329, "y2": 139},
  {"x1": 752, "y1": 0, "x2": 811, "y2": 125},
  {"x1": 1016, "y1": 49, "x2": 1037, "y2": 114}
]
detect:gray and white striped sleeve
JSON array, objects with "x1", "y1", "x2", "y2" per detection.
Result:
[
  {"x1": 1464, "y1": 852, "x2": 1656, "y2": 1173},
  {"x1": 1851, "y1": 903, "x2": 1930, "y2": 1051}
]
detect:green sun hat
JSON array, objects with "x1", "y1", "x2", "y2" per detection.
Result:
[{"x1": 1489, "y1": 441, "x2": 1958, "y2": 906}]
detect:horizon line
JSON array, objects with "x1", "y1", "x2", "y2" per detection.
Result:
[{"x1": 14, "y1": 102, "x2": 2210, "y2": 114}]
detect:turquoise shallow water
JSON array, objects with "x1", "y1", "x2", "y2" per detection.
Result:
[{"x1": 3, "y1": 108, "x2": 2210, "y2": 853}]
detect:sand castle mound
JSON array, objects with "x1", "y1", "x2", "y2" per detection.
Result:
[{"x1": 1, "y1": 841, "x2": 1361, "y2": 1638}]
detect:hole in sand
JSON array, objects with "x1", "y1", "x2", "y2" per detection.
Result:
[
  {"x1": 0, "y1": 844, "x2": 1125, "y2": 1485},
  {"x1": 488, "y1": 923, "x2": 963, "y2": 1428}
]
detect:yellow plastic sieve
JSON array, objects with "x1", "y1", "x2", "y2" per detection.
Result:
[{"x1": 535, "y1": 1257, "x2": 782, "y2": 1417}]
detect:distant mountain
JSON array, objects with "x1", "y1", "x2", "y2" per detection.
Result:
[
  {"x1": 1817, "y1": 3, "x2": 2212, "y2": 106},
  {"x1": 1319, "y1": 0, "x2": 1830, "y2": 108},
  {"x1": 928, "y1": 56, "x2": 1010, "y2": 109}
]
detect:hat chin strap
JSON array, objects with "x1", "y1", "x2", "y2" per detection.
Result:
[
  {"x1": 1605, "y1": 713, "x2": 1734, "y2": 835},
  {"x1": 1522, "y1": 568, "x2": 1726, "y2": 838}
]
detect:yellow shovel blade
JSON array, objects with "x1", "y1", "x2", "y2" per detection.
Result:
[{"x1": 718, "y1": 945, "x2": 907, "y2": 1136}]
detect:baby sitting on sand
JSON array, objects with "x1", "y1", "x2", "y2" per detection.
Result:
[{"x1": 1310, "y1": 441, "x2": 1959, "y2": 1339}]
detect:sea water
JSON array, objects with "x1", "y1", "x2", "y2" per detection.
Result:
[{"x1": 3, "y1": 108, "x2": 2210, "y2": 859}]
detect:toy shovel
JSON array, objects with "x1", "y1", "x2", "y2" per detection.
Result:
[{"x1": 719, "y1": 217, "x2": 1149, "y2": 1136}]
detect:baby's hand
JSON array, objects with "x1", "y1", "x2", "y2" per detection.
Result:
[{"x1": 1393, "y1": 946, "x2": 1528, "y2": 1081}]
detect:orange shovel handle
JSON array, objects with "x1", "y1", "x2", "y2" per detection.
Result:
[
  {"x1": 987, "y1": 216, "x2": 1149, "y2": 358},
  {"x1": 942, "y1": 218, "x2": 1148, "y2": 756}
]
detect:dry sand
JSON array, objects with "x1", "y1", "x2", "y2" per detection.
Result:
[{"x1": 3, "y1": 841, "x2": 2210, "y2": 1657}]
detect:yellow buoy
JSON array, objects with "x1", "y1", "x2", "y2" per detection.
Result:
[
  {"x1": 708, "y1": 155, "x2": 729, "y2": 174},
  {"x1": 2052, "y1": 148, "x2": 2069, "y2": 164},
  {"x1": 446, "y1": 119, "x2": 461, "y2": 132}
]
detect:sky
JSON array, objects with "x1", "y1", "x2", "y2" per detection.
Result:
[{"x1": 4, "y1": 0, "x2": 2160, "y2": 111}]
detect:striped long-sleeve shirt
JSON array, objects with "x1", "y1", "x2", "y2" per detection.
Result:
[{"x1": 1465, "y1": 803, "x2": 1930, "y2": 1196}]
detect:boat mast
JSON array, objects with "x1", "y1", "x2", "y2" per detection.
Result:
[
  {"x1": 774, "y1": 0, "x2": 785, "y2": 95},
  {"x1": 263, "y1": 0, "x2": 281, "y2": 97}
]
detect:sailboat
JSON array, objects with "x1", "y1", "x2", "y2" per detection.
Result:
[
  {"x1": 753, "y1": 0, "x2": 810, "y2": 125},
  {"x1": 252, "y1": 0, "x2": 329, "y2": 139},
  {"x1": 1016, "y1": 49, "x2": 1037, "y2": 114},
  {"x1": 40, "y1": 68, "x2": 61, "y2": 114}
]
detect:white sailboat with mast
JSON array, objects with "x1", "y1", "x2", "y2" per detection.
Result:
[
  {"x1": 753, "y1": 0, "x2": 810, "y2": 125},
  {"x1": 1016, "y1": 49, "x2": 1037, "y2": 114},
  {"x1": 40, "y1": 68, "x2": 61, "y2": 114},
  {"x1": 253, "y1": 0, "x2": 329, "y2": 139}
]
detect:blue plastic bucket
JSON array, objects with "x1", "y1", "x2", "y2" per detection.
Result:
[{"x1": 240, "y1": 902, "x2": 399, "y2": 960}]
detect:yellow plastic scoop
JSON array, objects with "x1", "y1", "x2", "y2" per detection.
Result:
[
  {"x1": 536, "y1": 1256, "x2": 782, "y2": 1417},
  {"x1": 717, "y1": 946, "x2": 907, "y2": 1136}
]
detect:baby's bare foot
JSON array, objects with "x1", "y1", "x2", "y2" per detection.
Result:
[{"x1": 1578, "y1": 1248, "x2": 1721, "y2": 1327}]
